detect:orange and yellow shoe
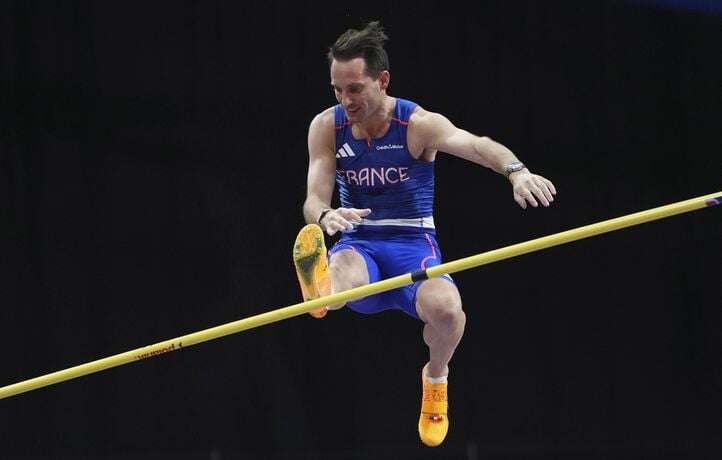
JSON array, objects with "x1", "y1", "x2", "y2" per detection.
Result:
[
  {"x1": 418, "y1": 365, "x2": 449, "y2": 447},
  {"x1": 292, "y1": 224, "x2": 331, "y2": 319}
]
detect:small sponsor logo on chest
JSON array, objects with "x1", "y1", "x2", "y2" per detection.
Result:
[{"x1": 376, "y1": 144, "x2": 404, "y2": 150}]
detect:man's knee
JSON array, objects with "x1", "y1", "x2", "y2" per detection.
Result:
[
  {"x1": 417, "y1": 279, "x2": 464, "y2": 326},
  {"x1": 329, "y1": 249, "x2": 369, "y2": 291}
]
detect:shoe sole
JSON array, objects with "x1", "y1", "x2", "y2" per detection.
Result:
[{"x1": 292, "y1": 224, "x2": 328, "y2": 318}]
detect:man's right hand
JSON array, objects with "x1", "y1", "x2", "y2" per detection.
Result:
[{"x1": 320, "y1": 208, "x2": 372, "y2": 236}]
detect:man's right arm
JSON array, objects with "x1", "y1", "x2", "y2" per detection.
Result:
[
  {"x1": 303, "y1": 110, "x2": 337, "y2": 225},
  {"x1": 303, "y1": 110, "x2": 370, "y2": 236}
]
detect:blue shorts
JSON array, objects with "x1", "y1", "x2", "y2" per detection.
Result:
[{"x1": 328, "y1": 231, "x2": 454, "y2": 320}]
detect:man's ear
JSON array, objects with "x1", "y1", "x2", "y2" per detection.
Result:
[{"x1": 378, "y1": 70, "x2": 390, "y2": 91}]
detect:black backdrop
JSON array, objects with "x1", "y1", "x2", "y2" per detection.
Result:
[{"x1": 2, "y1": 1, "x2": 721, "y2": 459}]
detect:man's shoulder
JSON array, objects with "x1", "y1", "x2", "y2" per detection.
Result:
[
  {"x1": 407, "y1": 105, "x2": 438, "y2": 132},
  {"x1": 408, "y1": 104, "x2": 428, "y2": 119},
  {"x1": 308, "y1": 106, "x2": 337, "y2": 146},
  {"x1": 311, "y1": 106, "x2": 337, "y2": 130},
  {"x1": 406, "y1": 104, "x2": 455, "y2": 151}
]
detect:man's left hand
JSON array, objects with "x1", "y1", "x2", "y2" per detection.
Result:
[{"x1": 510, "y1": 171, "x2": 557, "y2": 209}]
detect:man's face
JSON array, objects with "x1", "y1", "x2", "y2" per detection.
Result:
[{"x1": 330, "y1": 57, "x2": 389, "y2": 123}]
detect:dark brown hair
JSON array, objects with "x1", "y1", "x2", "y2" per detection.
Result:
[{"x1": 327, "y1": 21, "x2": 390, "y2": 79}]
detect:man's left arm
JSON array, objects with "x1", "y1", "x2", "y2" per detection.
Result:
[{"x1": 411, "y1": 108, "x2": 556, "y2": 209}]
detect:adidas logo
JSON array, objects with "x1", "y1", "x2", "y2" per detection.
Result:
[{"x1": 336, "y1": 143, "x2": 356, "y2": 158}]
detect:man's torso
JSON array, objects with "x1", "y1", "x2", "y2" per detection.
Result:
[{"x1": 332, "y1": 97, "x2": 437, "y2": 233}]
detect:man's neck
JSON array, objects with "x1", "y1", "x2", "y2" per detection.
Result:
[{"x1": 355, "y1": 95, "x2": 394, "y2": 141}]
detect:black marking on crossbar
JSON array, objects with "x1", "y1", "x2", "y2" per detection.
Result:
[{"x1": 411, "y1": 270, "x2": 429, "y2": 282}]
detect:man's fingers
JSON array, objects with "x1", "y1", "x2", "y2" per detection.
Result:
[
  {"x1": 340, "y1": 208, "x2": 371, "y2": 223},
  {"x1": 545, "y1": 179, "x2": 557, "y2": 196},
  {"x1": 537, "y1": 179, "x2": 554, "y2": 203},
  {"x1": 524, "y1": 190, "x2": 539, "y2": 208},
  {"x1": 323, "y1": 214, "x2": 349, "y2": 235},
  {"x1": 531, "y1": 185, "x2": 550, "y2": 207},
  {"x1": 337, "y1": 216, "x2": 354, "y2": 231},
  {"x1": 325, "y1": 224, "x2": 339, "y2": 236},
  {"x1": 345, "y1": 212, "x2": 364, "y2": 223},
  {"x1": 322, "y1": 207, "x2": 371, "y2": 235},
  {"x1": 345, "y1": 208, "x2": 371, "y2": 220},
  {"x1": 513, "y1": 175, "x2": 557, "y2": 210}
]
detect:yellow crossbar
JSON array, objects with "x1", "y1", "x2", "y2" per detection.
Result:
[{"x1": 1, "y1": 191, "x2": 719, "y2": 400}]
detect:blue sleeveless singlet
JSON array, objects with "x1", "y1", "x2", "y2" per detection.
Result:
[{"x1": 334, "y1": 98, "x2": 436, "y2": 235}]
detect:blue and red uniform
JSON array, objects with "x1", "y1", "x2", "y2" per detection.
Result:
[{"x1": 329, "y1": 97, "x2": 453, "y2": 319}]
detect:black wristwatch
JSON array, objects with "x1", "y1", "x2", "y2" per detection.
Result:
[
  {"x1": 317, "y1": 208, "x2": 333, "y2": 225},
  {"x1": 504, "y1": 162, "x2": 526, "y2": 177}
]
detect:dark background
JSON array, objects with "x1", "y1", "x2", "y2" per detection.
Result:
[{"x1": 2, "y1": 1, "x2": 721, "y2": 459}]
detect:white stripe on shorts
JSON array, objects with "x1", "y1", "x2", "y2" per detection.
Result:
[{"x1": 357, "y1": 216, "x2": 435, "y2": 229}]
